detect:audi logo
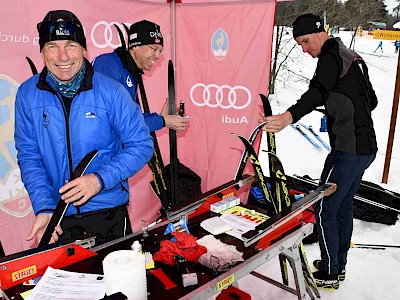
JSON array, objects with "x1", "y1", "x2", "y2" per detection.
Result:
[
  {"x1": 190, "y1": 83, "x2": 252, "y2": 110},
  {"x1": 91, "y1": 21, "x2": 132, "y2": 49}
]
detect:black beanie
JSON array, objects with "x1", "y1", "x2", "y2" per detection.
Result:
[
  {"x1": 128, "y1": 20, "x2": 163, "y2": 48},
  {"x1": 292, "y1": 13, "x2": 325, "y2": 39},
  {"x1": 37, "y1": 10, "x2": 86, "y2": 51}
]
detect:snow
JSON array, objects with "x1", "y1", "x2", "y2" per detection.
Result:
[{"x1": 212, "y1": 31, "x2": 400, "y2": 299}]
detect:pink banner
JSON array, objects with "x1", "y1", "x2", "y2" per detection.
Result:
[
  {"x1": 175, "y1": 2, "x2": 275, "y2": 190},
  {"x1": 0, "y1": 0, "x2": 275, "y2": 255}
]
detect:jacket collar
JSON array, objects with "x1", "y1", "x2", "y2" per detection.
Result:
[
  {"x1": 37, "y1": 58, "x2": 94, "y2": 94},
  {"x1": 114, "y1": 47, "x2": 143, "y2": 76}
]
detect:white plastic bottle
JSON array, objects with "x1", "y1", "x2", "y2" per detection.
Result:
[{"x1": 131, "y1": 240, "x2": 143, "y2": 254}]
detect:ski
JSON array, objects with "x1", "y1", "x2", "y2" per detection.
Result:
[
  {"x1": 260, "y1": 94, "x2": 293, "y2": 287},
  {"x1": 260, "y1": 94, "x2": 279, "y2": 208},
  {"x1": 242, "y1": 182, "x2": 336, "y2": 246},
  {"x1": 114, "y1": 24, "x2": 171, "y2": 211},
  {"x1": 290, "y1": 124, "x2": 322, "y2": 150},
  {"x1": 293, "y1": 174, "x2": 400, "y2": 214},
  {"x1": 137, "y1": 75, "x2": 171, "y2": 211},
  {"x1": 168, "y1": 60, "x2": 178, "y2": 208},
  {"x1": 232, "y1": 133, "x2": 277, "y2": 215},
  {"x1": 234, "y1": 121, "x2": 267, "y2": 181},
  {"x1": 350, "y1": 242, "x2": 400, "y2": 250},
  {"x1": 39, "y1": 150, "x2": 99, "y2": 247},
  {"x1": 299, "y1": 242, "x2": 321, "y2": 298},
  {"x1": 298, "y1": 122, "x2": 331, "y2": 151}
]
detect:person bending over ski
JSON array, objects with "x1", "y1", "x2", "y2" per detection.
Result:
[
  {"x1": 14, "y1": 10, "x2": 153, "y2": 247},
  {"x1": 92, "y1": 20, "x2": 189, "y2": 132},
  {"x1": 258, "y1": 13, "x2": 377, "y2": 290}
]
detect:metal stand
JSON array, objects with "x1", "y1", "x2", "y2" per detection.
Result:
[{"x1": 180, "y1": 223, "x2": 313, "y2": 300}]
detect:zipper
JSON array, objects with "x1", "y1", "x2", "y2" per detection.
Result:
[{"x1": 57, "y1": 93, "x2": 80, "y2": 217}]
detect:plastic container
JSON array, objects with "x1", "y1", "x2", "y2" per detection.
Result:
[{"x1": 131, "y1": 240, "x2": 143, "y2": 254}]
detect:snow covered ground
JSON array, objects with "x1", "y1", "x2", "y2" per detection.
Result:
[{"x1": 212, "y1": 31, "x2": 400, "y2": 299}]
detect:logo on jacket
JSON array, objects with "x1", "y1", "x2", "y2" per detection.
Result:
[
  {"x1": 211, "y1": 28, "x2": 229, "y2": 61},
  {"x1": 0, "y1": 75, "x2": 32, "y2": 217},
  {"x1": 43, "y1": 108, "x2": 49, "y2": 128},
  {"x1": 126, "y1": 76, "x2": 133, "y2": 88},
  {"x1": 85, "y1": 112, "x2": 96, "y2": 119}
]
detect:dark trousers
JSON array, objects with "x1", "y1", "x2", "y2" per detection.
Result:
[
  {"x1": 315, "y1": 151, "x2": 375, "y2": 275},
  {"x1": 59, "y1": 204, "x2": 133, "y2": 247}
]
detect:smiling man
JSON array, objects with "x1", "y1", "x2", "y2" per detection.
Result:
[
  {"x1": 258, "y1": 13, "x2": 378, "y2": 290},
  {"x1": 14, "y1": 10, "x2": 153, "y2": 247},
  {"x1": 93, "y1": 20, "x2": 188, "y2": 132}
]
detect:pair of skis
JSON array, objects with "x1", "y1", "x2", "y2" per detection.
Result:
[
  {"x1": 232, "y1": 94, "x2": 321, "y2": 299},
  {"x1": 233, "y1": 95, "x2": 290, "y2": 216},
  {"x1": 291, "y1": 122, "x2": 331, "y2": 151}
]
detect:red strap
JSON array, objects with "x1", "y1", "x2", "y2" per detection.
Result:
[{"x1": 150, "y1": 268, "x2": 177, "y2": 290}]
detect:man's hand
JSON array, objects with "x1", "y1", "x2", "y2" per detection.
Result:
[
  {"x1": 59, "y1": 174, "x2": 101, "y2": 206},
  {"x1": 160, "y1": 98, "x2": 189, "y2": 132},
  {"x1": 258, "y1": 111, "x2": 293, "y2": 133},
  {"x1": 26, "y1": 214, "x2": 63, "y2": 244},
  {"x1": 163, "y1": 115, "x2": 189, "y2": 131}
]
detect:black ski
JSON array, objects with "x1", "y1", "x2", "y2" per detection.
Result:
[
  {"x1": 293, "y1": 174, "x2": 400, "y2": 214},
  {"x1": 38, "y1": 150, "x2": 98, "y2": 247},
  {"x1": 168, "y1": 60, "x2": 178, "y2": 208},
  {"x1": 232, "y1": 133, "x2": 277, "y2": 215},
  {"x1": 114, "y1": 24, "x2": 171, "y2": 211},
  {"x1": 290, "y1": 124, "x2": 322, "y2": 150},
  {"x1": 298, "y1": 122, "x2": 331, "y2": 151},
  {"x1": 25, "y1": 57, "x2": 38, "y2": 75},
  {"x1": 260, "y1": 94, "x2": 293, "y2": 288},
  {"x1": 242, "y1": 182, "x2": 336, "y2": 244},
  {"x1": 234, "y1": 121, "x2": 267, "y2": 181},
  {"x1": 137, "y1": 76, "x2": 171, "y2": 210},
  {"x1": 350, "y1": 242, "x2": 400, "y2": 250},
  {"x1": 260, "y1": 94, "x2": 291, "y2": 213},
  {"x1": 300, "y1": 242, "x2": 321, "y2": 298}
]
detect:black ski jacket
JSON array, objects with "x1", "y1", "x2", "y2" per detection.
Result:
[{"x1": 287, "y1": 37, "x2": 378, "y2": 155}]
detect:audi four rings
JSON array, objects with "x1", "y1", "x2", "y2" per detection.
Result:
[
  {"x1": 190, "y1": 83, "x2": 252, "y2": 109},
  {"x1": 91, "y1": 21, "x2": 132, "y2": 48}
]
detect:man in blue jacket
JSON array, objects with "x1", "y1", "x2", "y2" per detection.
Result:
[
  {"x1": 14, "y1": 10, "x2": 154, "y2": 246},
  {"x1": 92, "y1": 20, "x2": 189, "y2": 132},
  {"x1": 259, "y1": 14, "x2": 377, "y2": 290}
]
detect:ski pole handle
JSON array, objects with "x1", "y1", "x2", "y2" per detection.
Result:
[{"x1": 178, "y1": 100, "x2": 185, "y2": 117}]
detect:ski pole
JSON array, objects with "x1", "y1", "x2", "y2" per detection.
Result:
[{"x1": 350, "y1": 242, "x2": 400, "y2": 249}]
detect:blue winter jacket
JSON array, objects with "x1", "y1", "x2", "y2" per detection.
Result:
[
  {"x1": 14, "y1": 60, "x2": 154, "y2": 216},
  {"x1": 92, "y1": 51, "x2": 164, "y2": 131}
]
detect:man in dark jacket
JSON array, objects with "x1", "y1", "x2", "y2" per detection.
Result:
[
  {"x1": 14, "y1": 10, "x2": 153, "y2": 247},
  {"x1": 259, "y1": 13, "x2": 377, "y2": 290},
  {"x1": 93, "y1": 20, "x2": 189, "y2": 132}
]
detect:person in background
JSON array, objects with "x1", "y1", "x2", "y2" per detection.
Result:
[
  {"x1": 373, "y1": 40, "x2": 383, "y2": 53},
  {"x1": 259, "y1": 13, "x2": 377, "y2": 290},
  {"x1": 394, "y1": 40, "x2": 400, "y2": 53},
  {"x1": 14, "y1": 10, "x2": 153, "y2": 247},
  {"x1": 93, "y1": 20, "x2": 189, "y2": 132}
]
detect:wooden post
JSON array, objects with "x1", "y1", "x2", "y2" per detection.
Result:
[{"x1": 382, "y1": 52, "x2": 400, "y2": 183}]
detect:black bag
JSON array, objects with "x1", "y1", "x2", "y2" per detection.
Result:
[
  {"x1": 165, "y1": 160, "x2": 202, "y2": 206},
  {"x1": 353, "y1": 180, "x2": 400, "y2": 225}
]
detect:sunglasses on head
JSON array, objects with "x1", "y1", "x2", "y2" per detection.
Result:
[{"x1": 37, "y1": 21, "x2": 82, "y2": 36}]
